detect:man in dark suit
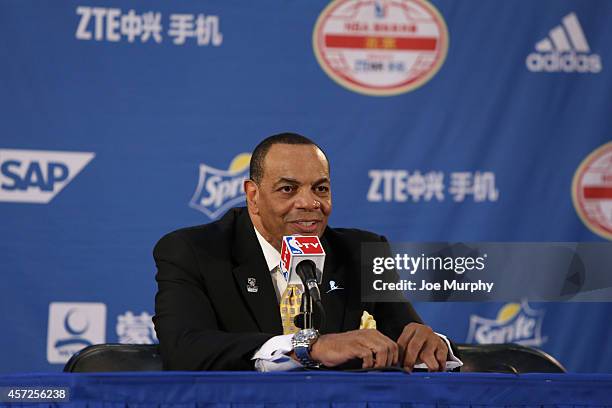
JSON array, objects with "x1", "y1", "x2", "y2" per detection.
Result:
[{"x1": 153, "y1": 133, "x2": 459, "y2": 371}]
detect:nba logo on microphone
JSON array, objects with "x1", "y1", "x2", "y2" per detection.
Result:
[{"x1": 280, "y1": 236, "x2": 325, "y2": 284}]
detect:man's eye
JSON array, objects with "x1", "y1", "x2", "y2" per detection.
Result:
[
  {"x1": 279, "y1": 186, "x2": 295, "y2": 193},
  {"x1": 316, "y1": 185, "x2": 330, "y2": 193}
]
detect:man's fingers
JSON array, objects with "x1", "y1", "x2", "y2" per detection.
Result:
[
  {"x1": 366, "y1": 339, "x2": 387, "y2": 369},
  {"x1": 396, "y1": 323, "x2": 450, "y2": 372},
  {"x1": 312, "y1": 329, "x2": 402, "y2": 369},
  {"x1": 397, "y1": 324, "x2": 417, "y2": 351},
  {"x1": 374, "y1": 347, "x2": 387, "y2": 369},
  {"x1": 435, "y1": 343, "x2": 448, "y2": 372},
  {"x1": 391, "y1": 339, "x2": 399, "y2": 366},
  {"x1": 384, "y1": 338, "x2": 398, "y2": 367},
  {"x1": 403, "y1": 332, "x2": 426, "y2": 370},
  {"x1": 420, "y1": 344, "x2": 439, "y2": 372},
  {"x1": 377, "y1": 337, "x2": 398, "y2": 368},
  {"x1": 397, "y1": 324, "x2": 417, "y2": 368},
  {"x1": 355, "y1": 330, "x2": 380, "y2": 369},
  {"x1": 357, "y1": 346, "x2": 375, "y2": 369},
  {"x1": 362, "y1": 331, "x2": 396, "y2": 368}
]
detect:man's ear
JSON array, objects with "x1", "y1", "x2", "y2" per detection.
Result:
[{"x1": 244, "y1": 179, "x2": 259, "y2": 214}]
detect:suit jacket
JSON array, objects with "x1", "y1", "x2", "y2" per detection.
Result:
[{"x1": 153, "y1": 207, "x2": 423, "y2": 370}]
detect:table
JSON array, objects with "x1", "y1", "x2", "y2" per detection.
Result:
[{"x1": 1, "y1": 372, "x2": 611, "y2": 408}]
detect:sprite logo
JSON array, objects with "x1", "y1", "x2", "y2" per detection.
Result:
[
  {"x1": 466, "y1": 300, "x2": 546, "y2": 346},
  {"x1": 189, "y1": 153, "x2": 251, "y2": 220}
]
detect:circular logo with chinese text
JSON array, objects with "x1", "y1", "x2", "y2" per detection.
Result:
[
  {"x1": 313, "y1": 0, "x2": 448, "y2": 96},
  {"x1": 572, "y1": 141, "x2": 612, "y2": 240}
]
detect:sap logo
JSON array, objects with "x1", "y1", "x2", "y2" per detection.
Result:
[
  {"x1": 466, "y1": 300, "x2": 546, "y2": 346},
  {"x1": 47, "y1": 302, "x2": 106, "y2": 364},
  {"x1": 189, "y1": 153, "x2": 251, "y2": 219},
  {"x1": 526, "y1": 13, "x2": 602, "y2": 73},
  {"x1": 0, "y1": 149, "x2": 95, "y2": 204}
]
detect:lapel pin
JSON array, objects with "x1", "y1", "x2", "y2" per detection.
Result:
[
  {"x1": 326, "y1": 280, "x2": 344, "y2": 293},
  {"x1": 247, "y1": 277, "x2": 259, "y2": 293}
]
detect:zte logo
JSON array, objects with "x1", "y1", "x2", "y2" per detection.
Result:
[
  {"x1": 75, "y1": 6, "x2": 223, "y2": 47},
  {"x1": 0, "y1": 149, "x2": 95, "y2": 204}
]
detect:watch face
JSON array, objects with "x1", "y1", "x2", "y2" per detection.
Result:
[
  {"x1": 295, "y1": 329, "x2": 319, "y2": 343},
  {"x1": 302, "y1": 329, "x2": 318, "y2": 341}
]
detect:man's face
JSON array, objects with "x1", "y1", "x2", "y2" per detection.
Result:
[{"x1": 245, "y1": 143, "x2": 332, "y2": 251}]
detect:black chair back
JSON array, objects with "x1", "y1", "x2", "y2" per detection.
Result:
[
  {"x1": 64, "y1": 343, "x2": 566, "y2": 373},
  {"x1": 457, "y1": 343, "x2": 566, "y2": 373},
  {"x1": 64, "y1": 343, "x2": 163, "y2": 372}
]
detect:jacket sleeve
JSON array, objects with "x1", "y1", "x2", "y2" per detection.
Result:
[{"x1": 153, "y1": 231, "x2": 274, "y2": 370}]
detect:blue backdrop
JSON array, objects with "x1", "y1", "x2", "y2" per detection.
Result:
[{"x1": 1, "y1": 0, "x2": 611, "y2": 373}]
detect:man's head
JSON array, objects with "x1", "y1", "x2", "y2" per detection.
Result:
[{"x1": 245, "y1": 133, "x2": 332, "y2": 251}]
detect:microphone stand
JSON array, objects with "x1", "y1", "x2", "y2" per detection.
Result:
[
  {"x1": 295, "y1": 261, "x2": 325, "y2": 331},
  {"x1": 297, "y1": 284, "x2": 325, "y2": 331},
  {"x1": 301, "y1": 290, "x2": 314, "y2": 329}
]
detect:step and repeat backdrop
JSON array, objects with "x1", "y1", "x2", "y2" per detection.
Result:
[{"x1": 1, "y1": 0, "x2": 611, "y2": 373}]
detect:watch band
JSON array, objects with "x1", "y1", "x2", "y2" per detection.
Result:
[
  {"x1": 294, "y1": 343, "x2": 315, "y2": 366},
  {"x1": 292, "y1": 329, "x2": 320, "y2": 367}
]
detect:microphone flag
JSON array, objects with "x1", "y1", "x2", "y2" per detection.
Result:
[{"x1": 280, "y1": 235, "x2": 325, "y2": 285}]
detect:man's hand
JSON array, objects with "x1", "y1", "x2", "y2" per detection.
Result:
[
  {"x1": 309, "y1": 329, "x2": 398, "y2": 369},
  {"x1": 397, "y1": 322, "x2": 448, "y2": 372}
]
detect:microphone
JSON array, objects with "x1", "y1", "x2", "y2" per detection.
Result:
[
  {"x1": 280, "y1": 235, "x2": 326, "y2": 330},
  {"x1": 296, "y1": 259, "x2": 321, "y2": 303},
  {"x1": 280, "y1": 235, "x2": 325, "y2": 287}
]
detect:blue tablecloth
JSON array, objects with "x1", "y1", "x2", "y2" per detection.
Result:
[{"x1": 1, "y1": 372, "x2": 611, "y2": 408}]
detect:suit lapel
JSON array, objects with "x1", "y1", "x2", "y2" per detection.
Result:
[{"x1": 231, "y1": 211, "x2": 283, "y2": 335}]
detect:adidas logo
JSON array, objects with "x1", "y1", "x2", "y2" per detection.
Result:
[{"x1": 526, "y1": 12, "x2": 602, "y2": 73}]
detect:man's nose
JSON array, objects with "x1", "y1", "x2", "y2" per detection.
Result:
[{"x1": 294, "y1": 189, "x2": 319, "y2": 210}]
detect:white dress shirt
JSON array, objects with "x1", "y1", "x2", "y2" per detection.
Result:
[{"x1": 250, "y1": 227, "x2": 462, "y2": 372}]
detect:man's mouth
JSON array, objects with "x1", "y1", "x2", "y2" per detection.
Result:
[{"x1": 290, "y1": 220, "x2": 321, "y2": 233}]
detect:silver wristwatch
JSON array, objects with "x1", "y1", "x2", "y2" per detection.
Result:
[{"x1": 291, "y1": 328, "x2": 320, "y2": 367}]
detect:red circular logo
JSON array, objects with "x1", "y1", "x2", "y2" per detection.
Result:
[
  {"x1": 313, "y1": 0, "x2": 449, "y2": 96},
  {"x1": 572, "y1": 141, "x2": 612, "y2": 240}
]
